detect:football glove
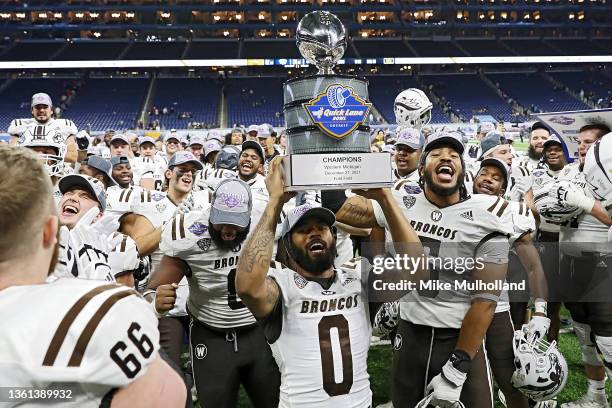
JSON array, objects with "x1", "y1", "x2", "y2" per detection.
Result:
[
  {"x1": 373, "y1": 301, "x2": 400, "y2": 337},
  {"x1": 75, "y1": 130, "x2": 90, "y2": 151},
  {"x1": 555, "y1": 181, "x2": 595, "y2": 213},
  {"x1": 525, "y1": 315, "x2": 550, "y2": 343},
  {"x1": 425, "y1": 360, "x2": 467, "y2": 408},
  {"x1": 108, "y1": 233, "x2": 140, "y2": 279}
]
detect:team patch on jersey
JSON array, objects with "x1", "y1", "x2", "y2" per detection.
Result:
[
  {"x1": 293, "y1": 273, "x2": 309, "y2": 289},
  {"x1": 430, "y1": 210, "x2": 443, "y2": 222},
  {"x1": 532, "y1": 170, "x2": 546, "y2": 178},
  {"x1": 404, "y1": 184, "x2": 422, "y2": 195},
  {"x1": 156, "y1": 202, "x2": 167, "y2": 213},
  {"x1": 197, "y1": 238, "x2": 212, "y2": 252},
  {"x1": 188, "y1": 222, "x2": 208, "y2": 236},
  {"x1": 194, "y1": 344, "x2": 208, "y2": 359},
  {"x1": 151, "y1": 192, "x2": 165, "y2": 202},
  {"x1": 403, "y1": 195, "x2": 416, "y2": 209}
]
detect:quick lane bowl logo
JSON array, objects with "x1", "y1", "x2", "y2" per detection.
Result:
[
  {"x1": 304, "y1": 84, "x2": 372, "y2": 140},
  {"x1": 404, "y1": 184, "x2": 422, "y2": 195},
  {"x1": 188, "y1": 222, "x2": 208, "y2": 236},
  {"x1": 431, "y1": 210, "x2": 442, "y2": 222},
  {"x1": 194, "y1": 344, "x2": 207, "y2": 359},
  {"x1": 549, "y1": 116, "x2": 575, "y2": 126},
  {"x1": 220, "y1": 192, "x2": 243, "y2": 209},
  {"x1": 151, "y1": 192, "x2": 165, "y2": 202}
]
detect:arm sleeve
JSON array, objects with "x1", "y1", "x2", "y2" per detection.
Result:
[{"x1": 371, "y1": 200, "x2": 388, "y2": 229}]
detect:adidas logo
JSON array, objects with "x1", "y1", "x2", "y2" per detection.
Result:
[{"x1": 460, "y1": 211, "x2": 474, "y2": 221}]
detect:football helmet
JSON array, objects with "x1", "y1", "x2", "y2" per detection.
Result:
[
  {"x1": 20, "y1": 125, "x2": 66, "y2": 176},
  {"x1": 534, "y1": 180, "x2": 582, "y2": 223},
  {"x1": 394, "y1": 88, "x2": 433, "y2": 129},
  {"x1": 583, "y1": 133, "x2": 612, "y2": 210},
  {"x1": 511, "y1": 325, "x2": 568, "y2": 402}
]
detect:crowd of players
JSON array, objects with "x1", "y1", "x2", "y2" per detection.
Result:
[{"x1": 0, "y1": 88, "x2": 611, "y2": 408}]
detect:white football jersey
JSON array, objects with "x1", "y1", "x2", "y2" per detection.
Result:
[
  {"x1": 160, "y1": 207, "x2": 256, "y2": 329},
  {"x1": 131, "y1": 156, "x2": 166, "y2": 190},
  {"x1": 517, "y1": 155, "x2": 541, "y2": 172},
  {"x1": 531, "y1": 166, "x2": 564, "y2": 233},
  {"x1": 268, "y1": 258, "x2": 372, "y2": 408},
  {"x1": 374, "y1": 183, "x2": 513, "y2": 329},
  {"x1": 392, "y1": 168, "x2": 419, "y2": 183},
  {"x1": 243, "y1": 173, "x2": 269, "y2": 200},
  {"x1": 133, "y1": 190, "x2": 188, "y2": 316},
  {"x1": 9, "y1": 118, "x2": 77, "y2": 140},
  {"x1": 0, "y1": 279, "x2": 159, "y2": 407},
  {"x1": 558, "y1": 164, "x2": 611, "y2": 255}
]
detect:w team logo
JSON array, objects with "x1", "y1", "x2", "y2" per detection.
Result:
[
  {"x1": 393, "y1": 334, "x2": 403, "y2": 351},
  {"x1": 194, "y1": 344, "x2": 208, "y2": 359}
]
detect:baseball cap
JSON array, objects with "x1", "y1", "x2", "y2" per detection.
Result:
[
  {"x1": 215, "y1": 146, "x2": 240, "y2": 170},
  {"x1": 31, "y1": 93, "x2": 52, "y2": 107},
  {"x1": 204, "y1": 140, "x2": 222, "y2": 158},
  {"x1": 280, "y1": 204, "x2": 336, "y2": 239},
  {"x1": 110, "y1": 156, "x2": 130, "y2": 167},
  {"x1": 110, "y1": 133, "x2": 130, "y2": 145},
  {"x1": 257, "y1": 125, "x2": 271, "y2": 138},
  {"x1": 81, "y1": 155, "x2": 116, "y2": 185},
  {"x1": 190, "y1": 135, "x2": 206, "y2": 146},
  {"x1": 477, "y1": 122, "x2": 496, "y2": 134},
  {"x1": 241, "y1": 140, "x2": 265, "y2": 163},
  {"x1": 210, "y1": 179, "x2": 252, "y2": 228},
  {"x1": 247, "y1": 125, "x2": 259, "y2": 134},
  {"x1": 423, "y1": 131, "x2": 465, "y2": 155},
  {"x1": 165, "y1": 132, "x2": 180, "y2": 142},
  {"x1": 479, "y1": 131, "x2": 508, "y2": 159},
  {"x1": 395, "y1": 127, "x2": 424, "y2": 150},
  {"x1": 139, "y1": 136, "x2": 156, "y2": 146},
  {"x1": 232, "y1": 127, "x2": 245, "y2": 135},
  {"x1": 531, "y1": 121, "x2": 549, "y2": 133},
  {"x1": 543, "y1": 134, "x2": 563, "y2": 149},
  {"x1": 168, "y1": 151, "x2": 204, "y2": 170},
  {"x1": 58, "y1": 174, "x2": 106, "y2": 210},
  {"x1": 207, "y1": 129, "x2": 225, "y2": 144},
  {"x1": 479, "y1": 157, "x2": 509, "y2": 188}
]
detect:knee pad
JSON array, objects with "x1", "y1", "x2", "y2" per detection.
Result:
[
  {"x1": 595, "y1": 335, "x2": 612, "y2": 381},
  {"x1": 574, "y1": 321, "x2": 603, "y2": 367}
]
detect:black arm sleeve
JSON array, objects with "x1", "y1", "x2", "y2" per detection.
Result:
[{"x1": 320, "y1": 189, "x2": 347, "y2": 214}]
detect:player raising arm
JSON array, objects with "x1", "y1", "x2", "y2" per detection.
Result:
[
  {"x1": 235, "y1": 156, "x2": 424, "y2": 407},
  {"x1": 0, "y1": 146, "x2": 186, "y2": 408}
]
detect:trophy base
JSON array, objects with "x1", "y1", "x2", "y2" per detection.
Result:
[{"x1": 282, "y1": 153, "x2": 394, "y2": 192}]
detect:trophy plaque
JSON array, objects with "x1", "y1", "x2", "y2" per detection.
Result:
[{"x1": 282, "y1": 11, "x2": 393, "y2": 191}]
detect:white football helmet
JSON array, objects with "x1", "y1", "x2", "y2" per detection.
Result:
[
  {"x1": 394, "y1": 88, "x2": 433, "y2": 129},
  {"x1": 583, "y1": 133, "x2": 612, "y2": 211},
  {"x1": 534, "y1": 180, "x2": 582, "y2": 223},
  {"x1": 20, "y1": 125, "x2": 66, "y2": 176},
  {"x1": 511, "y1": 326, "x2": 568, "y2": 401}
]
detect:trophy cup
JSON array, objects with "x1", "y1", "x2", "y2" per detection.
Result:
[{"x1": 282, "y1": 11, "x2": 393, "y2": 191}]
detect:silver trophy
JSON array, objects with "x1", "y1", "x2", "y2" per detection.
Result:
[
  {"x1": 282, "y1": 11, "x2": 392, "y2": 191},
  {"x1": 296, "y1": 11, "x2": 347, "y2": 75}
]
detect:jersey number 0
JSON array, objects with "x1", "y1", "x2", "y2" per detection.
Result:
[{"x1": 318, "y1": 314, "x2": 353, "y2": 396}]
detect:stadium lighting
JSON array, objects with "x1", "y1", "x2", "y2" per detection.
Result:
[
  {"x1": 281, "y1": 15, "x2": 288, "y2": 20},
  {"x1": 223, "y1": 30, "x2": 230, "y2": 36},
  {"x1": 361, "y1": 31, "x2": 368, "y2": 37},
  {"x1": 258, "y1": 13, "x2": 265, "y2": 20},
  {"x1": 577, "y1": 11, "x2": 585, "y2": 20},
  {"x1": 0, "y1": 13, "x2": 10, "y2": 19},
  {"x1": 90, "y1": 12, "x2": 99, "y2": 18},
  {"x1": 160, "y1": 12, "x2": 171, "y2": 19},
  {"x1": 93, "y1": 31, "x2": 101, "y2": 38},
  {"x1": 54, "y1": 13, "x2": 62, "y2": 19},
  {"x1": 15, "y1": 12, "x2": 26, "y2": 19},
  {"x1": 456, "y1": 11, "x2": 462, "y2": 19},
  {"x1": 126, "y1": 12, "x2": 135, "y2": 18},
  {"x1": 235, "y1": 14, "x2": 242, "y2": 20},
  {"x1": 111, "y1": 12, "x2": 121, "y2": 18},
  {"x1": 38, "y1": 13, "x2": 48, "y2": 19},
  {"x1": 361, "y1": 15, "x2": 367, "y2": 21},
  {"x1": 501, "y1": 11, "x2": 508, "y2": 19},
  {"x1": 214, "y1": 15, "x2": 221, "y2": 21}
]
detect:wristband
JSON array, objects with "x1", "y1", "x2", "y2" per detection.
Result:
[
  {"x1": 449, "y1": 349, "x2": 471, "y2": 374},
  {"x1": 534, "y1": 298, "x2": 547, "y2": 315}
]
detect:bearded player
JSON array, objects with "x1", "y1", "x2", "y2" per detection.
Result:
[
  {"x1": 0, "y1": 145, "x2": 186, "y2": 407},
  {"x1": 327, "y1": 132, "x2": 513, "y2": 407},
  {"x1": 236, "y1": 157, "x2": 425, "y2": 408},
  {"x1": 146, "y1": 179, "x2": 278, "y2": 408}
]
